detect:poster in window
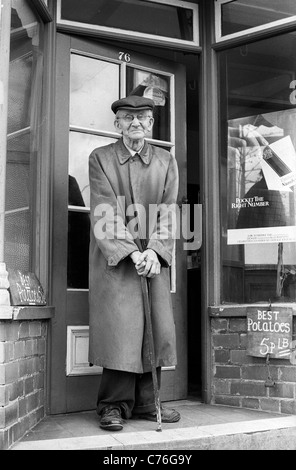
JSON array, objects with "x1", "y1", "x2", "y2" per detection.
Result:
[{"x1": 227, "y1": 110, "x2": 296, "y2": 245}]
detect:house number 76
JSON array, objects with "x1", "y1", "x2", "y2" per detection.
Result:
[{"x1": 119, "y1": 52, "x2": 131, "y2": 62}]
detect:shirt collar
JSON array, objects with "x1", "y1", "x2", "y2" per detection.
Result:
[
  {"x1": 123, "y1": 140, "x2": 144, "y2": 156},
  {"x1": 115, "y1": 138, "x2": 151, "y2": 165}
]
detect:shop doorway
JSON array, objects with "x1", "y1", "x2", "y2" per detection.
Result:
[{"x1": 50, "y1": 34, "x2": 201, "y2": 414}]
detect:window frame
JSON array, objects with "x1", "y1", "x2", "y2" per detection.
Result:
[
  {"x1": 3, "y1": 0, "x2": 54, "y2": 291},
  {"x1": 215, "y1": 0, "x2": 296, "y2": 43},
  {"x1": 56, "y1": 0, "x2": 200, "y2": 51},
  {"x1": 6, "y1": 4, "x2": 46, "y2": 275},
  {"x1": 29, "y1": 0, "x2": 52, "y2": 22}
]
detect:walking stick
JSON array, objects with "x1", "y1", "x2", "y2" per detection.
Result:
[{"x1": 140, "y1": 275, "x2": 162, "y2": 432}]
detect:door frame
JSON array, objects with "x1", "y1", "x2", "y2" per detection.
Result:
[{"x1": 49, "y1": 33, "x2": 189, "y2": 414}]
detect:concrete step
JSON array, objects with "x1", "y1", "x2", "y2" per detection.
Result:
[{"x1": 11, "y1": 400, "x2": 296, "y2": 450}]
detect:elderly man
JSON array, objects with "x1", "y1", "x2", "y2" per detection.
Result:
[{"x1": 88, "y1": 95, "x2": 180, "y2": 431}]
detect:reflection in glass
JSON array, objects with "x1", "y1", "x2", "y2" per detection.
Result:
[
  {"x1": 70, "y1": 54, "x2": 119, "y2": 132},
  {"x1": 67, "y1": 132, "x2": 116, "y2": 289},
  {"x1": 5, "y1": 1, "x2": 43, "y2": 272},
  {"x1": 61, "y1": 0, "x2": 193, "y2": 41},
  {"x1": 219, "y1": 34, "x2": 296, "y2": 303},
  {"x1": 222, "y1": 0, "x2": 296, "y2": 36},
  {"x1": 126, "y1": 68, "x2": 170, "y2": 142}
]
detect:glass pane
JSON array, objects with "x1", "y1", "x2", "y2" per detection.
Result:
[
  {"x1": 67, "y1": 208, "x2": 90, "y2": 289},
  {"x1": 11, "y1": 0, "x2": 39, "y2": 31},
  {"x1": 67, "y1": 132, "x2": 116, "y2": 289},
  {"x1": 126, "y1": 68, "x2": 171, "y2": 142},
  {"x1": 6, "y1": 133, "x2": 30, "y2": 211},
  {"x1": 61, "y1": 0, "x2": 193, "y2": 41},
  {"x1": 4, "y1": 211, "x2": 31, "y2": 273},
  {"x1": 5, "y1": 1, "x2": 43, "y2": 272},
  {"x1": 68, "y1": 132, "x2": 116, "y2": 208},
  {"x1": 8, "y1": 54, "x2": 32, "y2": 134},
  {"x1": 70, "y1": 54, "x2": 120, "y2": 131},
  {"x1": 219, "y1": 33, "x2": 296, "y2": 303},
  {"x1": 222, "y1": 0, "x2": 296, "y2": 36}
]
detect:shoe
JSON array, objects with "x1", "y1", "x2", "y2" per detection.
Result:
[
  {"x1": 99, "y1": 405, "x2": 124, "y2": 431},
  {"x1": 134, "y1": 406, "x2": 180, "y2": 423}
]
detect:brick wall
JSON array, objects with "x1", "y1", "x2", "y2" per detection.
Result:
[
  {"x1": 211, "y1": 316, "x2": 296, "y2": 414},
  {"x1": 0, "y1": 320, "x2": 48, "y2": 450}
]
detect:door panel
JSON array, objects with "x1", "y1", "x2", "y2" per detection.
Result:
[{"x1": 50, "y1": 33, "x2": 187, "y2": 413}]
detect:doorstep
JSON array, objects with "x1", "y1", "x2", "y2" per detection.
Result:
[{"x1": 11, "y1": 398, "x2": 296, "y2": 450}]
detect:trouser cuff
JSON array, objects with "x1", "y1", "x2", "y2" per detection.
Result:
[{"x1": 132, "y1": 402, "x2": 157, "y2": 415}]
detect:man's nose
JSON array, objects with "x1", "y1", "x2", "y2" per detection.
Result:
[{"x1": 130, "y1": 116, "x2": 141, "y2": 125}]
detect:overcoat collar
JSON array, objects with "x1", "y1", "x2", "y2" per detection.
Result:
[{"x1": 115, "y1": 138, "x2": 151, "y2": 165}]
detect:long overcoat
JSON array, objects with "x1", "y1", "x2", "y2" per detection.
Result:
[{"x1": 88, "y1": 138, "x2": 179, "y2": 373}]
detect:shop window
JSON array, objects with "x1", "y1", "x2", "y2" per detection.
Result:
[
  {"x1": 4, "y1": 1, "x2": 44, "y2": 272},
  {"x1": 216, "y1": 0, "x2": 296, "y2": 41},
  {"x1": 219, "y1": 32, "x2": 296, "y2": 303},
  {"x1": 57, "y1": 0, "x2": 199, "y2": 48}
]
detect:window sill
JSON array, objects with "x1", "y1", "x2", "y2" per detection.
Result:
[
  {"x1": 0, "y1": 305, "x2": 55, "y2": 321},
  {"x1": 209, "y1": 303, "x2": 296, "y2": 317}
]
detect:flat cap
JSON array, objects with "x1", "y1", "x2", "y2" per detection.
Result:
[{"x1": 111, "y1": 95, "x2": 155, "y2": 114}]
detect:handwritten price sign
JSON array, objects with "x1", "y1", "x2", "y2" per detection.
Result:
[
  {"x1": 247, "y1": 307, "x2": 293, "y2": 359},
  {"x1": 8, "y1": 269, "x2": 46, "y2": 306}
]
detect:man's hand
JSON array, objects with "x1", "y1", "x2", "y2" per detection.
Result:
[
  {"x1": 131, "y1": 249, "x2": 161, "y2": 278},
  {"x1": 130, "y1": 250, "x2": 142, "y2": 265}
]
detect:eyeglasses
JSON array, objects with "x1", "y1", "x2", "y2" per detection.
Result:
[{"x1": 117, "y1": 113, "x2": 153, "y2": 123}]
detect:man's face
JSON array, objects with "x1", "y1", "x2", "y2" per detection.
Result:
[{"x1": 114, "y1": 109, "x2": 154, "y2": 141}]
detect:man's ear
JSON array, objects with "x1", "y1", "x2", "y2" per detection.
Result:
[
  {"x1": 147, "y1": 117, "x2": 155, "y2": 131},
  {"x1": 114, "y1": 119, "x2": 122, "y2": 133}
]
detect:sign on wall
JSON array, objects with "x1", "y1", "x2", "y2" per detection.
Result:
[
  {"x1": 8, "y1": 269, "x2": 47, "y2": 306},
  {"x1": 247, "y1": 306, "x2": 293, "y2": 359}
]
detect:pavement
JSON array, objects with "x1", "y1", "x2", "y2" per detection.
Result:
[{"x1": 10, "y1": 397, "x2": 296, "y2": 450}]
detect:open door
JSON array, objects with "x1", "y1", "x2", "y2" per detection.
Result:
[{"x1": 50, "y1": 34, "x2": 187, "y2": 413}]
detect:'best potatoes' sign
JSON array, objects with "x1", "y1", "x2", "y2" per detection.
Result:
[
  {"x1": 247, "y1": 307, "x2": 293, "y2": 359},
  {"x1": 8, "y1": 269, "x2": 46, "y2": 306}
]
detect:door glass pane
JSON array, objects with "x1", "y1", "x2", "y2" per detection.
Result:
[
  {"x1": 221, "y1": 0, "x2": 296, "y2": 37},
  {"x1": 68, "y1": 133, "x2": 116, "y2": 208},
  {"x1": 61, "y1": 0, "x2": 194, "y2": 41},
  {"x1": 126, "y1": 68, "x2": 171, "y2": 142},
  {"x1": 67, "y1": 132, "x2": 116, "y2": 289},
  {"x1": 219, "y1": 33, "x2": 296, "y2": 303},
  {"x1": 70, "y1": 54, "x2": 120, "y2": 131}
]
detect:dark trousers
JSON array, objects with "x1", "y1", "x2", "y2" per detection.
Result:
[{"x1": 97, "y1": 367, "x2": 161, "y2": 419}]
